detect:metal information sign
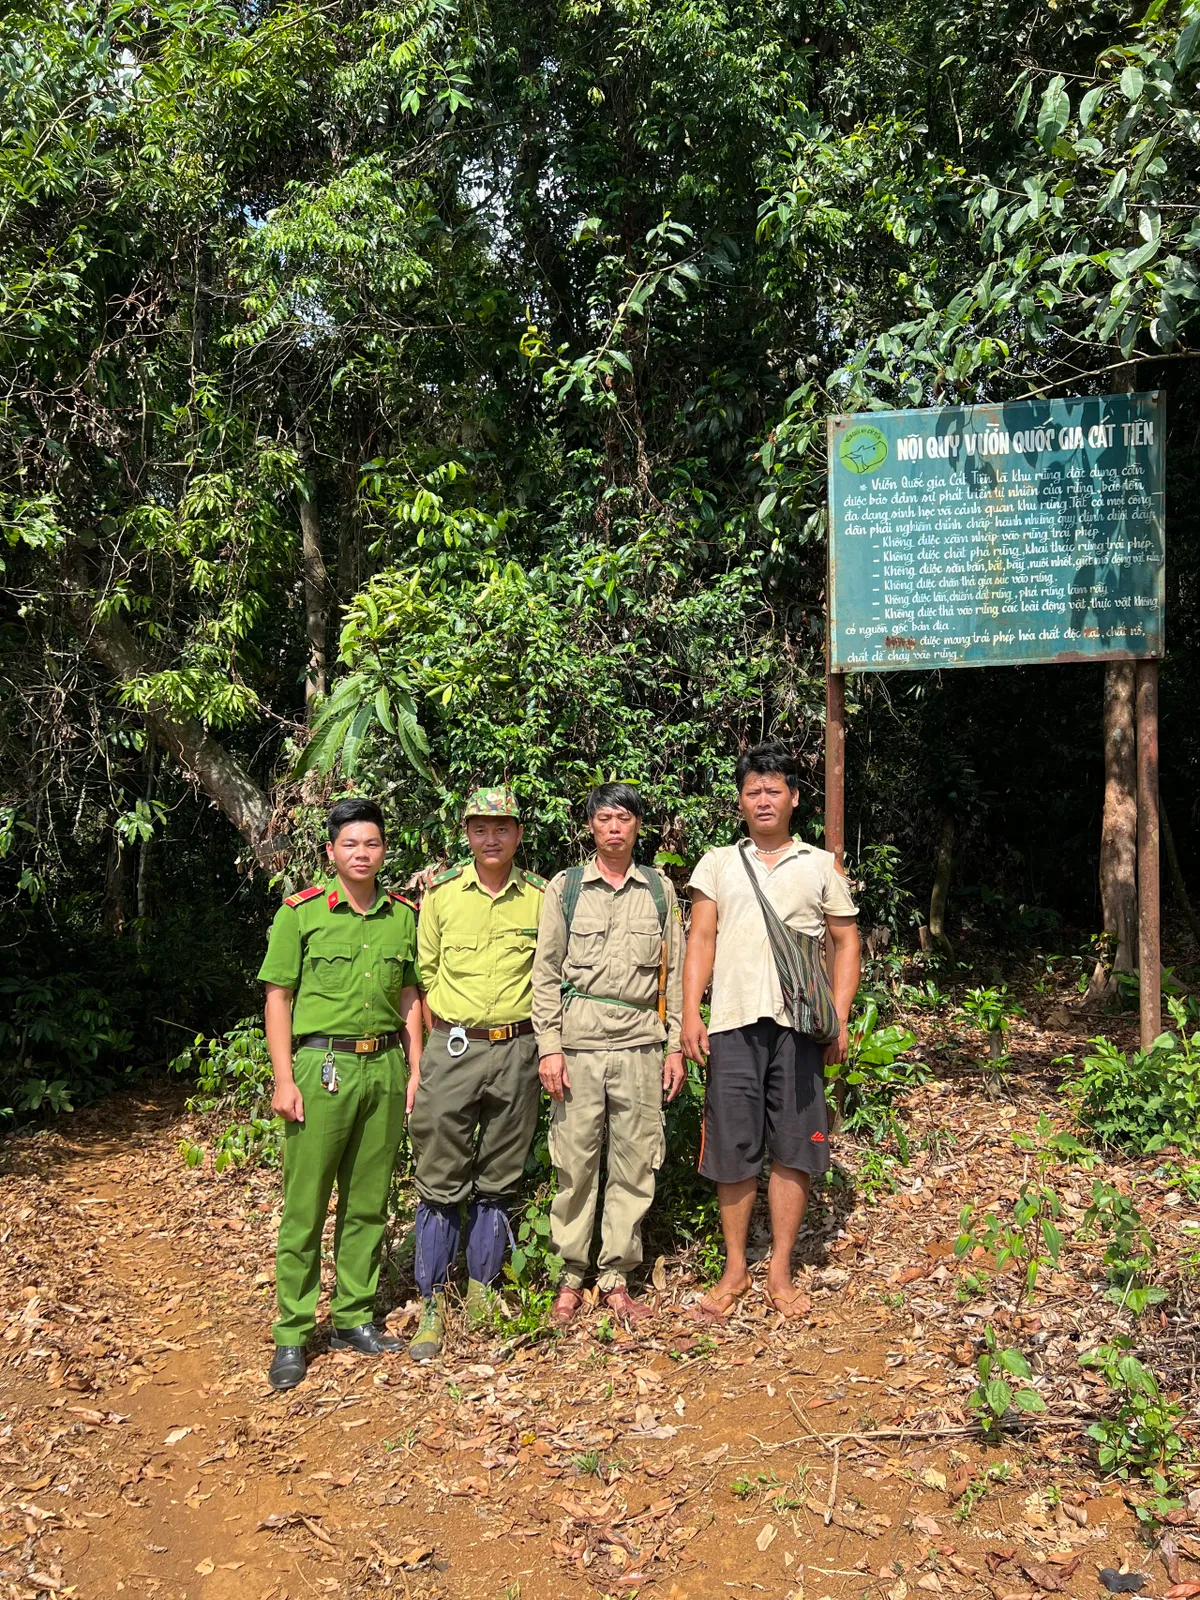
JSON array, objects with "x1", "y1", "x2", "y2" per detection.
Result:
[{"x1": 827, "y1": 393, "x2": 1165, "y2": 673}]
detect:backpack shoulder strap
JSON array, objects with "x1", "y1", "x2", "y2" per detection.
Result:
[
  {"x1": 636, "y1": 864, "x2": 667, "y2": 934},
  {"x1": 560, "y1": 865, "x2": 586, "y2": 934}
]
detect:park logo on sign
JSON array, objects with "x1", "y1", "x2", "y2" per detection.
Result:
[{"x1": 838, "y1": 424, "x2": 889, "y2": 475}]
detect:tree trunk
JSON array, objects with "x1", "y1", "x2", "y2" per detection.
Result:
[
  {"x1": 69, "y1": 592, "x2": 275, "y2": 860},
  {"x1": 1161, "y1": 800, "x2": 1200, "y2": 955},
  {"x1": 1087, "y1": 661, "x2": 1138, "y2": 1000},
  {"x1": 927, "y1": 814, "x2": 954, "y2": 959},
  {"x1": 295, "y1": 413, "x2": 329, "y2": 716}
]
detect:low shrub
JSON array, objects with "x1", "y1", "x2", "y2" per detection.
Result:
[
  {"x1": 172, "y1": 1019, "x2": 282, "y2": 1171},
  {"x1": 0, "y1": 972, "x2": 134, "y2": 1122},
  {"x1": 1068, "y1": 999, "x2": 1200, "y2": 1154},
  {"x1": 826, "y1": 998, "x2": 927, "y2": 1157}
]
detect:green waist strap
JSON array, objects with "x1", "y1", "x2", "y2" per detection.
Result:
[{"x1": 561, "y1": 980, "x2": 656, "y2": 1013}]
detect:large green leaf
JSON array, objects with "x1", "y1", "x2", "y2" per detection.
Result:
[{"x1": 1037, "y1": 76, "x2": 1070, "y2": 149}]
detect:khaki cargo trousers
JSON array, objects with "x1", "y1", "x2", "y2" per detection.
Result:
[{"x1": 548, "y1": 1044, "x2": 666, "y2": 1292}]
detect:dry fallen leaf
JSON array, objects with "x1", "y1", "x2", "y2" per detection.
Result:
[
  {"x1": 164, "y1": 1427, "x2": 192, "y2": 1446},
  {"x1": 1021, "y1": 1561, "x2": 1065, "y2": 1592},
  {"x1": 398, "y1": 1545, "x2": 433, "y2": 1568},
  {"x1": 194, "y1": 1558, "x2": 214, "y2": 1575},
  {"x1": 913, "y1": 1514, "x2": 943, "y2": 1538},
  {"x1": 757, "y1": 1524, "x2": 778, "y2": 1552}
]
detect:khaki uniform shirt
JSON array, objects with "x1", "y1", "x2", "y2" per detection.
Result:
[
  {"x1": 257, "y1": 882, "x2": 420, "y2": 1038},
  {"x1": 532, "y1": 858, "x2": 684, "y2": 1057},
  {"x1": 687, "y1": 840, "x2": 858, "y2": 1036},
  {"x1": 417, "y1": 862, "x2": 545, "y2": 1027}
]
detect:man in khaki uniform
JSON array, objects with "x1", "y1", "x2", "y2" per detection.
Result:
[
  {"x1": 533, "y1": 783, "x2": 685, "y2": 1326},
  {"x1": 408, "y1": 786, "x2": 545, "y2": 1361}
]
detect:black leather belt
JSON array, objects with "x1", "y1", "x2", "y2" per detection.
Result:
[
  {"x1": 430, "y1": 1016, "x2": 534, "y2": 1043},
  {"x1": 295, "y1": 1031, "x2": 403, "y2": 1054}
]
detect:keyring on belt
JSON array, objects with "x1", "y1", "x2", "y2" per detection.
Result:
[{"x1": 446, "y1": 1025, "x2": 469, "y2": 1058}]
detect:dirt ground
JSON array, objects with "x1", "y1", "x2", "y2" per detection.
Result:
[{"x1": 0, "y1": 1000, "x2": 1195, "y2": 1600}]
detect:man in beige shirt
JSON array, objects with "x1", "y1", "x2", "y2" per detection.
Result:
[
  {"x1": 533, "y1": 783, "x2": 685, "y2": 1326},
  {"x1": 682, "y1": 741, "x2": 860, "y2": 1321}
]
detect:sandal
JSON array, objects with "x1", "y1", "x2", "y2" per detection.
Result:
[
  {"x1": 605, "y1": 1287, "x2": 654, "y2": 1324},
  {"x1": 764, "y1": 1286, "x2": 812, "y2": 1319},
  {"x1": 689, "y1": 1281, "x2": 750, "y2": 1324},
  {"x1": 551, "y1": 1286, "x2": 584, "y2": 1328}
]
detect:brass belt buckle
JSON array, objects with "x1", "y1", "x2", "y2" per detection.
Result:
[
  {"x1": 355, "y1": 1037, "x2": 377, "y2": 1054},
  {"x1": 488, "y1": 1026, "x2": 510, "y2": 1042}
]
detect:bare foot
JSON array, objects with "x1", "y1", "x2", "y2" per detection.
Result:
[
  {"x1": 690, "y1": 1268, "x2": 752, "y2": 1323},
  {"x1": 764, "y1": 1273, "x2": 811, "y2": 1318}
]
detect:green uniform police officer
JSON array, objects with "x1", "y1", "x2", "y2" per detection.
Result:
[
  {"x1": 260, "y1": 798, "x2": 423, "y2": 1392},
  {"x1": 408, "y1": 786, "x2": 545, "y2": 1362}
]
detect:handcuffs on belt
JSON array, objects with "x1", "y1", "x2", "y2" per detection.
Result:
[{"x1": 445, "y1": 1025, "x2": 470, "y2": 1058}]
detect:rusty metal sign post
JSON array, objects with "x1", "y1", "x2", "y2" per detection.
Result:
[{"x1": 826, "y1": 393, "x2": 1166, "y2": 1047}]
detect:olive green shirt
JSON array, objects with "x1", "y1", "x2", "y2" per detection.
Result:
[
  {"x1": 416, "y1": 862, "x2": 545, "y2": 1028},
  {"x1": 532, "y1": 858, "x2": 685, "y2": 1057},
  {"x1": 257, "y1": 881, "x2": 420, "y2": 1039}
]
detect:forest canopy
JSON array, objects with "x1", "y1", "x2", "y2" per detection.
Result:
[{"x1": 2, "y1": 0, "x2": 1199, "y2": 1106}]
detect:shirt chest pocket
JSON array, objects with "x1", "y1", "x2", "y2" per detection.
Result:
[
  {"x1": 442, "y1": 934, "x2": 478, "y2": 973},
  {"x1": 567, "y1": 912, "x2": 608, "y2": 971},
  {"x1": 304, "y1": 930, "x2": 356, "y2": 997},
  {"x1": 627, "y1": 919, "x2": 663, "y2": 969},
  {"x1": 495, "y1": 926, "x2": 537, "y2": 969}
]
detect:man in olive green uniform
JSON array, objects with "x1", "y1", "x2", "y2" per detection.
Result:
[
  {"x1": 408, "y1": 786, "x2": 545, "y2": 1361},
  {"x1": 260, "y1": 798, "x2": 423, "y2": 1392},
  {"x1": 532, "y1": 783, "x2": 685, "y2": 1326}
]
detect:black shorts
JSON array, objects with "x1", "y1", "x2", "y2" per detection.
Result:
[{"x1": 699, "y1": 1019, "x2": 830, "y2": 1183}]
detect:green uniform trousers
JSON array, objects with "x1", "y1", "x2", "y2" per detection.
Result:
[
  {"x1": 273, "y1": 1044, "x2": 408, "y2": 1346},
  {"x1": 409, "y1": 1030, "x2": 540, "y2": 1205},
  {"x1": 548, "y1": 1044, "x2": 666, "y2": 1292}
]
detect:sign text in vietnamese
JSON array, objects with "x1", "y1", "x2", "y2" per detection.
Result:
[{"x1": 827, "y1": 393, "x2": 1165, "y2": 672}]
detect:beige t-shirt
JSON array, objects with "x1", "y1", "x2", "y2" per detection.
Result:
[{"x1": 688, "y1": 840, "x2": 858, "y2": 1035}]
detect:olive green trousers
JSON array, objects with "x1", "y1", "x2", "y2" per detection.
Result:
[
  {"x1": 409, "y1": 1029, "x2": 540, "y2": 1205},
  {"x1": 273, "y1": 1045, "x2": 408, "y2": 1346}
]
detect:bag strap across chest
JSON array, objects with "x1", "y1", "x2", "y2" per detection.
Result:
[
  {"x1": 560, "y1": 863, "x2": 666, "y2": 935},
  {"x1": 737, "y1": 840, "x2": 839, "y2": 1043}
]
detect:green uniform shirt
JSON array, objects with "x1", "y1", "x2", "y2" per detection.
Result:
[
  {"x1": 417, "y1": 862, "x2": 545, "y2": 1027},
  {"x1": 257, "y1": 881, "x2": 420, "y2": 1039}
]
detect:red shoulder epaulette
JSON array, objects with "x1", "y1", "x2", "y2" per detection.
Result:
[
  {"x1": 284, "y1": 885, "x2": 323, "y2": 908},
  {"x1": 389, "y1": 891, "x2": 418, "y2": 913}
]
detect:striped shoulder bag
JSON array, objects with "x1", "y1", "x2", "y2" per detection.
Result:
[{"x1": 737, "y1": 840, "x2": 840, "y2": 1043}]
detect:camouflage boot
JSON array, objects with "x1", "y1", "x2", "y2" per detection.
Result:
[
  {"x1": 464, "y1": 1277, "x2": 500, "y2": 1331},
  {"x1": 409, "y1": 1293, "x2": 446, "y2": 1363}
]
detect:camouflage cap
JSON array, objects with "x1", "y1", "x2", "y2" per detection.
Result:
[{"x1": 463, "y1": 785, "x2": 522, "y2": 822}]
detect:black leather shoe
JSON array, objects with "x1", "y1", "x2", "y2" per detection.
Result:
[
  {"x1": 330, "y1": 1322, "x2": 400, "y2": 1355},
  {"x1": 268, "y1": 1345, "x2": 307, "y2": 1391}
]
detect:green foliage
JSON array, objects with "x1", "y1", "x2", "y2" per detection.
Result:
[
  {"x1": 954, "y1": 1462, "x2": 1012, "y2": 1523},
  {"x1": 0, "y1": 972, "x2": 133, "y2": 1123},
  {"x1": 1083, "y1": 1181, "x2": 1165, "y2": 1315},
  {"x1": 1068, "y1": 999, "x2": 1200, "y2": 1154},
  {"x1": 968, "y1": 1324, "x2": 1045, "y2": 1438},
  {"x1": 171, "y1": 1020, "x2": 281, "y2": 1172},
  {"x1": 1081, "y1": 1338, "x2": 1185, "y2": 1491},
  {"x1": 826, "y1": 998, "x2": 926, "y2": 1156},
  {"x1": 855, "y1": 1149, "x2": 902, "y2": 1205},
  {"x1": 505, "y1": 1186, "x2": 563, "y2": 1289},
  {"x1": 955, "y1": 1179, "x2": 1063, "y2": 1307},
  {"x1": 5, "y1": 0, "x2": 1200, "y2": 1136},
  {"x1": 960, "y1": 985, "x2": 1025, "y2": 1039}
]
